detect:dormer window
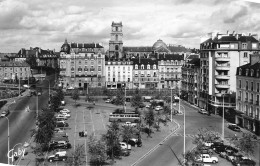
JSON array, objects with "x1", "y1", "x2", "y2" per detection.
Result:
[
  {"x1": 135, "y1": 64, "x2": 138, "y2": 69},
  {"x1": 246, "y1": 69, "x2": 249, "y2": 76},
  {"x1": 153, "y1": 64, "x2": 156, "y2": 69},
  {"x1": 239, "y1": 68, "x2": 242, "y2": 75},
  {"x1": 141, "y1": 64, "x2": 144, "y2": 69},
  {"x1": 147, "y1": 64, "x2": 150, "y2": 69},
  {"x1": 251, "y1": 69, "x2": 254, "y2": 76},
  {"x1": 175, "y1": 60, "x2": 178, "y2": 65}
]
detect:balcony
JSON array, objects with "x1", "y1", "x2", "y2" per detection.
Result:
[
  {"x1": 215, "y1": 66, "x2": 230, "y2": 70},
  {"x1": 215, "y1": 56, "x2": 230, "y2": 61},
  {"x1": 209, "y1": 100, "x2": 236, "y2": 108},
  {"x1": 215, "y1": 83, "x2": 230, "y2": 89},
  {"x1": 249, "y1": 99, "x2": 253, "y2": 104},
  {"x1": 215, "y1": 75, "x2": 230, "y2": 79}
]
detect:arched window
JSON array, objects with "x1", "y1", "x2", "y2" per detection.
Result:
[
  {"x1": 251, "y1": 69, "x2": 254, "y2": 76},
  {"x1": 239, "y1": 68, "x2": 242, "y2": 75},
  {"x1": 175, "y1": 60, "x2": 178, "y2": 65},
  {"x1": 135, "y1": 64, "x2": 138, "y2": 69},
  {"x1": 257, "y1": 69, "x2": 259, "y2": 77},
  {"x1": 141, "y1": 65, "x2": 144, "y2": 69},
  {"x1": 246, "y1": 69, "x2": 249, "y2": 76},
  {"x1": 147, "y1": 65, "x2": 150, "y2": 69},
  {"x1": 115, "y1": 45, "x2": 119, "y2": 50}
]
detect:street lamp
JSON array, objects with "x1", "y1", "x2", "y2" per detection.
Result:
[
  {"x1": 179, "y1": 104, "x2": 186, "y2": 160},
  {"x1": 4, "y1": 117, "x2": 10, "y2": 165}
]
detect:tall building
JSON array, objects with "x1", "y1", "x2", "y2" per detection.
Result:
[
  {"x1": 236, "y1": 54, "x2": 260, "y2": 136},
  {"x1": 132, "y1": 58, "x2": 158, "y2": 89},
  {"x1": 109, "y1": 22, "x2": 123, "y2": 59},
  {"x1": 199, "y1": 31, "x2": 260, "y2": 114},
  {"x1": 157, "y1": 54, "x2": 184, "y2": 89},
  {"x1": 182, "y1": 58, "x2": 200, "y2": 105},
  {"x1": 59, "y1": 39, "x2": 105, "y2": 89},
  {"x1": 105, "y1": 58, "x2": 133, "y2": 89}
]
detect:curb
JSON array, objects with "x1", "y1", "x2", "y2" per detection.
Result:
[{"x1": 131, "y1": 120, "x2": 181, "y2": 166}]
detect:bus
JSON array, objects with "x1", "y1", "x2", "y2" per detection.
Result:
[{"x1": 109, "y1": 113, "x2": 140, "y2": 123}]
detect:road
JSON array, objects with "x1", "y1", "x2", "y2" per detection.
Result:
[
  {"x1": 0, "y1": 74, "x2": 55, "y2": 164},
  {"x1": 135, "y1": 101, "x2": 260, "y2": 166}
]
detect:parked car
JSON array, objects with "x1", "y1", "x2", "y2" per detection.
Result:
[
  {"x1": 155, "y1": 105, "x2": 163, "y2": 111},
  {"x1": 139, "y1": 103, "x2": 145, "y2": 108},
  {"x1": 233, "y1": 157, "x2": 256, "y2": 166},
  {"x1": 49, "y1": 141, "x2": 71, "y2": 150},
  {"x1": 55, "y1": 114, "x2": 68, "y2": 120},
  {"x1": 105, "y1": 99, "x2": 111, "y2": 103},
  {"x1": 227, "y1": 123, "x2": 241, "y2": 132},
  {"x1": 60, "y1": 109, "x2": 70, "y2": 114},
  {"x1": 56, "y1": 121, "x2": 69, "y2": 128},
  {"x1": 210, "y1": 141, "x2": 224, "y2": 150},
  {"x1": 47, "y1": 151, "x2": 67, "y2": 162},
  {"x1": 119, "y1": 142, "x2": 131, "y2": 150},
  {"x1": 123, "y1": 138, "x2": 142, "y2": 147},
  {"x1": 121, "y1": 149, "x2": 130, "y2": 156},
  {"x1": 60, "y1": 113, "x2": 71, "y2": 118},
  {"x1": 146, "y1": 104, "x2": 151, "y2": 108},
  {"x1": 198, "y1": 109, "x2": 208, "y2": 114},
  {"x1": 227, "y1": 153, "x2": 243, "y2": 162},
  {"x1": 54, "y1": 128, "x2": 65, "y2": 133},
  {"x1": 195, "y1": 154, "x2": 218, "y2": 163},
  {"x1": 122, "y1": 122, "x2": 137, "y2": 127},
  {"x1": 0, "y1": 110, "x2": 10, "y2": 117},
  {"x1": 204, "y1": 141, "x2": 214, "y2": 147}
]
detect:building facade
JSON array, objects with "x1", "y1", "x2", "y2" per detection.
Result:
[
  {"x1": 182, "y1": 58, "x2": 200, "y2": 105},
  {"x1": 59, "y1": 39, "x2": 105, "y2": 89},
  {"x1": 236, "y1": 54, "x2": 260, "y2": 136},
  {"x1": 109, "y1": 22, "x2": 123, "y2": 59},
  {"x1": 157, "y1": 54, "x2": 184, "y2": 89},
  {"x1": 105, "y1": 58, "x2": 133, "y2": 89},
  {"x1": 199, "y1": 32, "x2": 260, "y2": 114},
  {"x1": 0, "y1": 61, "x2": 31, "y2": 83},
  {"x1": 132, "y1": 58, "x2": 159, "y2": 89}
]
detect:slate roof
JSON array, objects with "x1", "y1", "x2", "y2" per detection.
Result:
[
  {"x1": 236, "y1": 62, "x2": 260, "y2": 77},
  {"x1": 123, "y1": 47, "x2": 153, "y2": 52},
  {"x1": 131, "y1": 58, "x2": 158, "y2": 66},
  {"x1": 157, "y1": 54, "x2": 184, "y2": 61},
  {"x1": 70, "y1": 43, "x2": 103, "y2": 48},
  {"x1": 186, "y1": 54, "x2": 199, "y2": 60},
  {"x1": 188, "y1": 58, "x2": 200, "y2": 67},
  {"x1": 202, "y1": 34, "x2": 259, "y2": 44}
]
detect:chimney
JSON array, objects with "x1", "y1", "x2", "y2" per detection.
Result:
[
  {"x1": 227, "y1": 30, "x2": 229, "y2": 35},
  {"x1": 232, "y1": 31, "x2": 236, "y2": 35}
]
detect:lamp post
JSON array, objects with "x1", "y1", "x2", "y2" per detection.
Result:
[
  {"x1": 4, "y1": 117, "x2": 10, "y2": 165},
  {"x1": 179, "y1": 104, "x2": 186, "y2": 160},
  {"x1": 170, "y1": 87, "x2": 173, "y2": 122}
]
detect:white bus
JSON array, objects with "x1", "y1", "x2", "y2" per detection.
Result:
[{"x1": 109, "y1": 113, "x2": 140, "y2": 123}]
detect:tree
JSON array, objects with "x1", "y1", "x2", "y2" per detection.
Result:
[
  {"x1": 232, "y1": 133, "x2": 257, "y2": 158},
  {"x1": 131, "y1": 88, "x2": 143, "y2": 110},
  {"x1": 144, "y1": 108, "x2": 155, "y2": 137},
  {"x1": 88, "y1": 134, "x2": 107, "y2": 165},
  {"x1": 85, "y1": 93, "x2": 95, "y2": 103},
  {"x1": 56, "y1": 88, "x2": 65, "y2": 101},
  {"x1": 102, "y1": 121, "x2": 121, "y2": 162},
  {"x1": 71, "y1": 89, "x2": 80, "y2": 105},
  {"x1": 121, "y1": 125, "x2": 134, "y2": 147},
  {"x1": 26, "y1": 56, "x2": 37, "y2": 68},
  {"x1": 65, "y1": 144, "x2": 85, "y2": 166},
  {"x1": 49, "y1": 94, "x2": 61, "y2": 112},
  {"x1": 113, "y1": 89, "x2": 124, "y2": 106}
]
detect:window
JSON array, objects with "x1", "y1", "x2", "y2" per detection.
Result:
[
  {"x1": 141, "y1": 65, "x2": 144, "y2": 69},
  {"x1": 115, "y1": 45, "x2": 119, "y2": 50},
  {"x1": 71, "y1": 67, "x2": 74, "y2": 71},
  {"x1": 251, "y1": 69, "x2": 254, "y2": 76},
  {"x1": 239, "y1": 68, "x2": 242, "y2": 75},
  {"x1": 108, "y1": 67, "x2": 110, "y2": 71},
  {"x1": 246, "y1": 81, "x2": 248, "y2": 90},
  {"x1": 246, "y1": 69, "x2": 249, "y2": 76},
  {"x1": 147, "y1": 65, "x2": 150, "y2": 69},
  {"x1": 257, "y1": 83, "x2": 260, "y2": 92},
  {"x1": 242, "y1": 43, "x2": 247, "y2": 49},
  {"x1": 153, "y1": 64, "x2": 156, "y2": 69},
  {"x1": 98, "y1": 66, "x2": 101, "y2": 71},
  {"x1": 257, "y1": 70, "x2": 260, "y2": 77},
  {"x1": 239, "y1": 80, "x2": 242, "y2": 88},
  {"x1": 244, "y1": 52, "x2": 248, "y2": 58},
  {"x1": 251, "y1": 82, "x2": 254, "y2": 91},
  {"x1": 135, "y1": 65, "x2": 138, "y2": 69}
]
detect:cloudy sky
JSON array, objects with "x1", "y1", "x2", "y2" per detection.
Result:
[{"x1": 0, "y1": 0, "x2": 260, "y2": 53}]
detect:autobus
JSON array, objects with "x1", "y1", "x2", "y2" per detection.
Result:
[{"x1": 109, "y1": 113, "x2": 140, "y2": 123}]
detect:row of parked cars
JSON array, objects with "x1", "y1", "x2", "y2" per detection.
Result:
[
  {"x1": 47, "y1": 108, "x2": 72, "y2": 163},
  {"x1": 199, "y1": 140, "x2": 256, "y2": 166}
]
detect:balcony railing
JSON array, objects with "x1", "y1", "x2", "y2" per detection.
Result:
[{"x1": 215, "y1": 75, "x2": 230, "y2": 79}]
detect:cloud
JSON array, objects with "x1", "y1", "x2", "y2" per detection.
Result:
[{"x1": 223, "y1": 5, "x2": 248, "y2": 23}]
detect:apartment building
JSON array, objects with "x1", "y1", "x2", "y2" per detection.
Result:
[
  {"x1": 199, "y1": 32, "x2": 260, "y2": 114},
  {"x1": 182, "y1": 58, "x2": 200, "y2": 105},
  {"x1": 0, "y1": 61, "x2": 31, "y2": 83},
  {"x1": 236, "y1": 54, "x2": 260, "y2": 136},
  {"x1": 59, "y1": 39, "x2": 105, "y2": 89},
  {"x1": 157, "y1": 54, "x2": 184, "y2": 89},
  {"x1": 132, "y1": 58, "x2": 159, "y2": 89},
  {"x1": 105, "y1": 58, "x2": 133, "y2": 89}
]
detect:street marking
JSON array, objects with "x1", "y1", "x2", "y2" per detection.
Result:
[
  {"x1": 99, "y1": 108, "x2": 106, "y2": 130},
  {"x1": 90, "y1": 109, "x2": 95, "y2": 136},
  {"x1": 171, "y1": 133, "x2": 196, "y2": 138}
]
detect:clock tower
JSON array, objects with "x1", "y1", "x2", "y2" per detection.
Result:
[{"x1": 109, "y1": 21, "x2": 123, "y2": 59}]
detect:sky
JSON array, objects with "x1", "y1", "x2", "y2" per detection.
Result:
[{"x1": 0, "y1": 0, "x2": 260, "y2": 53}]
